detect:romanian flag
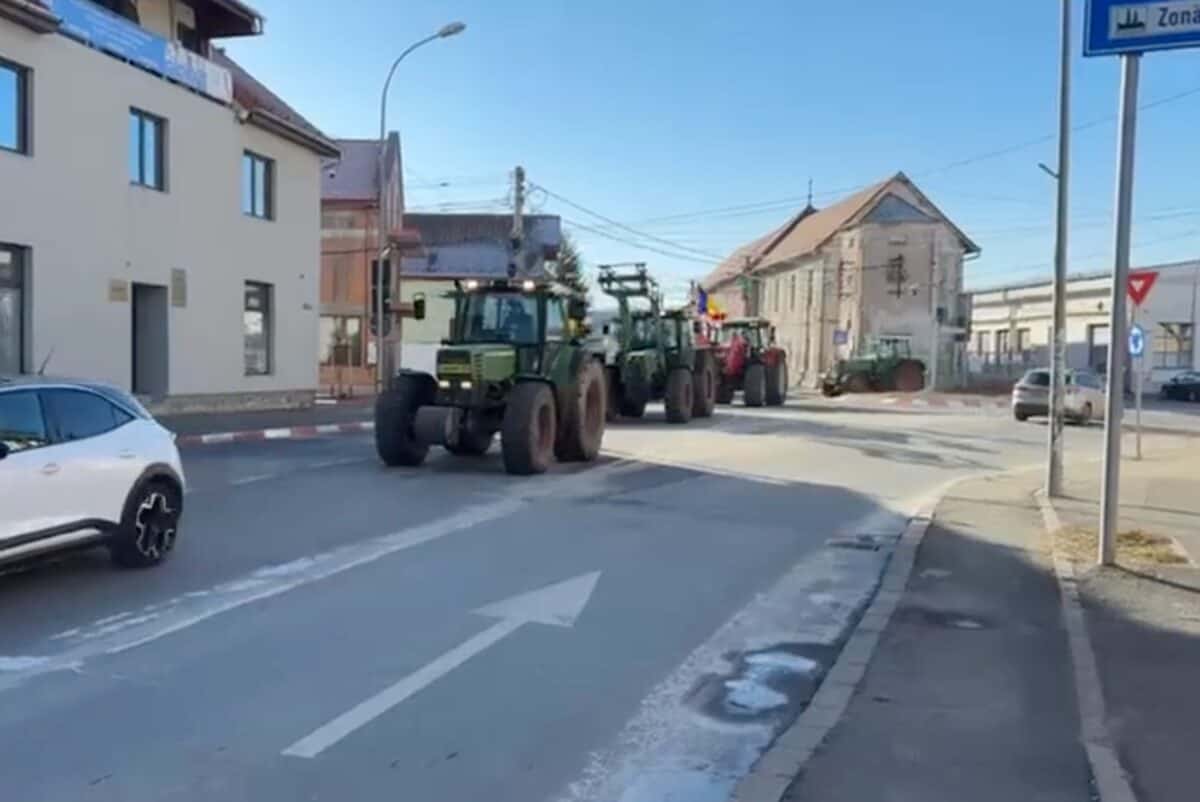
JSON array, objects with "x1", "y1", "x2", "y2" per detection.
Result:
[
  {"x1": 707, "y1": 296, "x2": 724, "y2": 320},
  {"x1": 696, "y1": 288, "x2": 709, "y2": 316}
]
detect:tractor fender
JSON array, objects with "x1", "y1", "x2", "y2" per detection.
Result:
[{"x1": 392, "y1": 369, "x2": 437, "y2": 397}]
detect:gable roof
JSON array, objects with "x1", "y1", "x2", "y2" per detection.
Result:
[
  {"x1": 212, "y1": 49, "x2": 339, "y2": 158},
  {"x1": 323, "y1": 139, "x2": 388, "y2": 202},
  {"x1": 701, "y1": 173, "x2": 980, "y2": 290}
]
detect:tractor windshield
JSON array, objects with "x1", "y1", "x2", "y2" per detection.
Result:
[
  {"x1": 460, "y1": 292, "x2": 540, "y2": 346},
  {"x1": 629, "y1": 315, "x2": 659, "y2": 350},
  {"x1": 719, "y1": 325, "x2": 762, "y2": 350}
]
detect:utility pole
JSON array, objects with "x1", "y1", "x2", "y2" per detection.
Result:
[
  {"x1": 1047, "y1": 0, "x2": 1072, "y2": 498},
  {"x1": 509, "y1": 166, "x2": 526, "y2": 277},
  {"x1": 1099, "y1": 54, "x2": 1141, "y2": 567}
]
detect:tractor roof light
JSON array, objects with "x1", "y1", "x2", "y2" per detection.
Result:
[
  {"x1": 522, "y1": 280, "x2": 536, "y2": 291},
  {"x1": 465, "y1": 279, "x2": 480, "y2": 290}
]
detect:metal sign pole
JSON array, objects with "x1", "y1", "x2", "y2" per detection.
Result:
[{"x1": 1099, "y1": 53, "x2": 1141, "y2": 567}]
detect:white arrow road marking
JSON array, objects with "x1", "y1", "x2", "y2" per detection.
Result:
[{"x1": 282, "y1": 571, "x2": 601, "y2": 759}]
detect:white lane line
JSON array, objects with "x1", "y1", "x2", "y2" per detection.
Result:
[
  {"x1": 263, "y1": 428, "x2": 294, "y2": 440},
  {"x1": 230, "y1": 473, "x2": 275, "y2": 487},
  {"x1": 0, "y1": 460, "x2": 642, "y2": 692}
]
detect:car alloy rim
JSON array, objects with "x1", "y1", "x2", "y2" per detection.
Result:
[{"x1": 135, "y1": 491, "x2": 178, "y2": 559}]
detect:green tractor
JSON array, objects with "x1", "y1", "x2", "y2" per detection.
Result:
[
  {"x1": 820, "y1": 337, "x2": 926, "y2": 397},
  {"x1": 374, "y1": 277, "x2": 606, "y2": 476},
  {"x1": 595, "y1": 264, "x2": 717, "y2": 424}
]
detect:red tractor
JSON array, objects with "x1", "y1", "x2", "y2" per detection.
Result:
[{"x1": 710, "y1": 317, "x2": 789, "y2": 407}]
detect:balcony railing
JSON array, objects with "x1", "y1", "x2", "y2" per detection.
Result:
[{"x1": 43, "y1": 0, "x2": 232, "y2": 104}]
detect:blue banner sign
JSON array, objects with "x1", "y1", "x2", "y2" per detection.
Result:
[
  {"x1": 1086, "y1": 1, "x2": 1200, "y2": 56},
  {"x1": 46, "y1": 0, "x2": 232, "y2": 103}
]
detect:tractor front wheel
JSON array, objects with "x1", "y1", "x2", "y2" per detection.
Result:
[
  {"x1": 375, "y1": 376, "x2": 431, "y2": 467},
  {"x1": 766, "y1": 360, "x2": 788, "y2": 406},
  {"x1": 556, "y1": 359, "x2": 607, "y2": 462},
  {"x1": 502, "y1": 382, "x2": 558, "y2": 475},
  {"x1": 716, "y1": 380, "x2": 735, "y2": 405},
  {"x1": 743, "y1": 363, "x2": 767, "y2": 407},
  {"x1": 665, "y1": 368, "x2": 695, "y2": 424},
  {"x1": 605, "y1": 367, "x2": 621, "y2": 422}
]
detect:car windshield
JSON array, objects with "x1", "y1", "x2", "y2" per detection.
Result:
[
  {"x1": 460, "y1": 292, "x2": 539, "y2": 346},
  {"x1": 1022, "y1": 370, "x2": 1051, "y2": 387}
]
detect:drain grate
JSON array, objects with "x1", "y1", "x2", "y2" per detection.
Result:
[{"x1": 826, "y1": 535, "x2": 885, "y2": 552}]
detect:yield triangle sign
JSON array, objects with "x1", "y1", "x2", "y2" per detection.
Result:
[{"x1": 1127, "y1": 271, "x2": 1159, "y2": 306}]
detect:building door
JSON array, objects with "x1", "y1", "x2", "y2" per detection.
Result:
[
  {"x1": 131, "y1": 283, "x2": 168, "y2": 398},
  {"x1": 0, "y1": 245, "x2": 24, "y2": 374}
]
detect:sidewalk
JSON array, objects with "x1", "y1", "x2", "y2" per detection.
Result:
[
  {"x1": 744, "y1": 453, "x2": 1200, "y2": 802},
  {"x1": 157, "y1": 398, "x2": 373, "y2": 445}
]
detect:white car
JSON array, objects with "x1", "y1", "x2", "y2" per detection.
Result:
[
  {"x1": 0, "y1": 376, "x2": 185, "y2": 569},
  {"x1": 1012, "y1": 368, "x2": 1106, "y2": 424}
]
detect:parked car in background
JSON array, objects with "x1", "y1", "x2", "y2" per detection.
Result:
[
  {"x1": 1013, "y1": 368, "x2": 1105, "y2": 424},
  {"x1": 1160, "y1": 371, "x2": 1200, "y2": 402},
  {"x1": 0, "y1": 376, "x2": 185, "y2": 570}
]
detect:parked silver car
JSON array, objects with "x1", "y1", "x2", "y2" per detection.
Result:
[{"x1": 1012, "y1": 369, "x2": 1105, "y2": 424}]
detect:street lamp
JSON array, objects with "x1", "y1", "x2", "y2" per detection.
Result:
[{"x1": 375, "y1": 21, "x2": 467, "y2": 389}]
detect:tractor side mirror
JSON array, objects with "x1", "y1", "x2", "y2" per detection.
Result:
[
  {"x1": 568, "y1": 298, "x2": 587, "y2": 320},
  {"x1": 0, "y1": 442, "x2": 9, "y2": 461},
  {"x1": 602, "y1": 324, "x2": 611, "y2": 336},
  {"x1": 413, "y1": 294, "x2": 427, "y2": 321}
]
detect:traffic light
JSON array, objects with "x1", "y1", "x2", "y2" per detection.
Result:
[{"x1": 370, "y1": 259, "x2": 393, "y2": 337}]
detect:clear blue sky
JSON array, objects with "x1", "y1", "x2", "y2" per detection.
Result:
[{"x1": 227, "y1": 0, "x2": 1200, "y2": 300}]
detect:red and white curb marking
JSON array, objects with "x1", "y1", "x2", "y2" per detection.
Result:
[
  {"x1": 176, "y1": 421, "x2": 374, "y2": 448},
  {"x1": 836, "y1": 395, "x2": 1009, "y2": 410}
]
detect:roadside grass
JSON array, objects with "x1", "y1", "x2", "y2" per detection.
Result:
[{"x1": 1056, "y1": 525, "x2": 1190, "y2": 567}]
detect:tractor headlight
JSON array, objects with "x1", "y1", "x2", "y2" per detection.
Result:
[
  {"x1": 460, "y1": 381, "x2": 473, "y2": 391},
  {"x1": 438, "y1": 379, "x2": 451, "y2": 390}
]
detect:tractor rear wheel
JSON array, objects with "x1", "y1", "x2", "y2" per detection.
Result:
[
  {"x1": 691, "y1": 356, "x2": 717, "y2": 418},
  {"x1": 766, "y1": 360, "x2": 788, "y2": 406},
  {"x1": 375, "y1": 375, "x2": 431, "y2": 467},
  {"x1": 502, "y1": 382, "x2": 557, "y2": 475},
  {"x1": 556, "y1": 359, "x2": 606, "y2": 462},
  {"x1": 665, "y1": 367, "x2": 694, "y2": 424},
  {"x1": 743, "y1": 363, "x2": 767, "y2": 407},
  {"x1": 845, "y1": 372, "x2": 872, "y2": 394},
  {"x1": 894, "y1": 360, "x2": 925, "y2": 393}
]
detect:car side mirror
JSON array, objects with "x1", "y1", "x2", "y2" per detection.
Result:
[
  {"x1": 0, "y1": 442, "x2": 8, "y2": 461},
  {"x1": 413, "y1": 294, "x2": 427, "y2": 321}
]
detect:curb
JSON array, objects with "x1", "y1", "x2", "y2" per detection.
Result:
[
  {"x1": 176, "y1": 421, "x2": 374, "y2": 448},
  {"x1": 1035, "y1": 492, "x2": 1140, "y2": 802},
  {"x1": 730, "y1": 488, "x2": 945, "y2": 802}
]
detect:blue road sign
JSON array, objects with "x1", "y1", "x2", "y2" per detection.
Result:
[
  {"x1": 1129, "y1": 323, "x2": 1146, "y2": 358},
  {"x1": 1086, "y1": 1, "x2": 1200, "y2": 56}
]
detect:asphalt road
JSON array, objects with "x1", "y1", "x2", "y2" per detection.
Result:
[{"x1": 0, "y1": 400, "x2": 1169, "y2": 801}]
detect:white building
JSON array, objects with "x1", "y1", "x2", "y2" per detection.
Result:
[
  {"x1": 1, "y1": 0, "x2": 338, "y2": 412},
  {"x1": 968, "y1": 260, "x2": 1199, "y2": 392}
]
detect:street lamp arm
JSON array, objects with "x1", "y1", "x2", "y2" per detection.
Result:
[{"x1": 378, "y1": 33, "x2": 441, "y2": 146}]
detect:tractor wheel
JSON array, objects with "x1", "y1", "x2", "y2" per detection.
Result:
[
  {"x1": 744, "y1": 363, "x2": 767, "y2": 407},
  {"x1": 502, "y1": 382, "x2": 557, "y2": 476},
  {"x1": 375, "y1": 375, "x2": 431, "y2": 467},
  {"x1": 447, "y1": 415, "x2": 494, "y2": 457},
  {"x1": 716, "y1": 380, "x2": 735, "y2": 405},
  {"x1": 605, "y1": 367, "x2": 621, "y2": 422},
  {"x1": 619, "y1": 396, "x2": 647, "y2": 418},
  {"x1": 894, "y1": 360, "x2": 925, "y2": 393},
  {"x1": 665, "y1": 368, "x2": 694, "y2": 424},
  {"x1": 556, "y1": 359, "x2": 607, "y2": 462},
  {"x1": 766, "y1": 360, "x2": 788, "y2": 406},
  {"x1": 691, "y1": 357, "x2": 717, "y2": 418},
  {"x1": 844, "y1": 372, "x2": 872, "y2": 394}
]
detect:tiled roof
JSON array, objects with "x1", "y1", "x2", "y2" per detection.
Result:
[
  {"x1": 212, "y1": 49, "x2": 339, "y2": 158},
  {"x1": 405, "y1": 213, "x2": 557, "y2": 247},
  {"x1": 323, "y1": 140, "x2": 382, "y2": 201}
]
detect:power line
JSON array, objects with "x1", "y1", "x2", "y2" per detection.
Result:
[
  {"x1": 561, "y1": 216, "x2": 722, "y2": 265},
  {"x1": 533, "y1": 183, "x2": 730, "y2": 262}
]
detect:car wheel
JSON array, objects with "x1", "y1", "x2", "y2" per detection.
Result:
[
  {"x1": 110, "y1": 479, "x2": 182, "y2": 569},
  {"x1": 1014, "y1": 411, "x2": 1029, "y2": 422},
  {"x1": 1075, "y1": 403, "x2": 1093, "y2": 426}
]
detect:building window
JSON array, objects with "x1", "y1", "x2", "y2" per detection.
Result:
[
  {"x1": 244, "y1": 282, "x2": 273, "y2": 375},
  {"x1": 243, "y1": 151, "x2": 274, "y2": 219},
  {"x1": 1153, "y1": 323, "x2": 1194, "y2": 369},
  {"x1": 975, "y1": 331, "x2": 987, "y2": 357},
  {"x1": 0, "y1": 244, "x2": 26, "y2": 374},
  {"x1": 319, "y1": 315, "x2": 364, "y2": 368},
  {"x1": 129, "y1": 109, "x2": 166, "y2": 190},
  {"x1": 1088, "y1": 324, "x2": 1110, "y2": 373},
  {"x1": 995, "y1": 330, "x2": 1009, "y2": 360},
  {"x1": 1, "y1": 58, "x2": 29, "y2": 155}
]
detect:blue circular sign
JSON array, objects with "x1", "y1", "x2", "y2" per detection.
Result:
[{"x1": 1129, "y1": 324, "x2": 1146, "y2": 358}]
